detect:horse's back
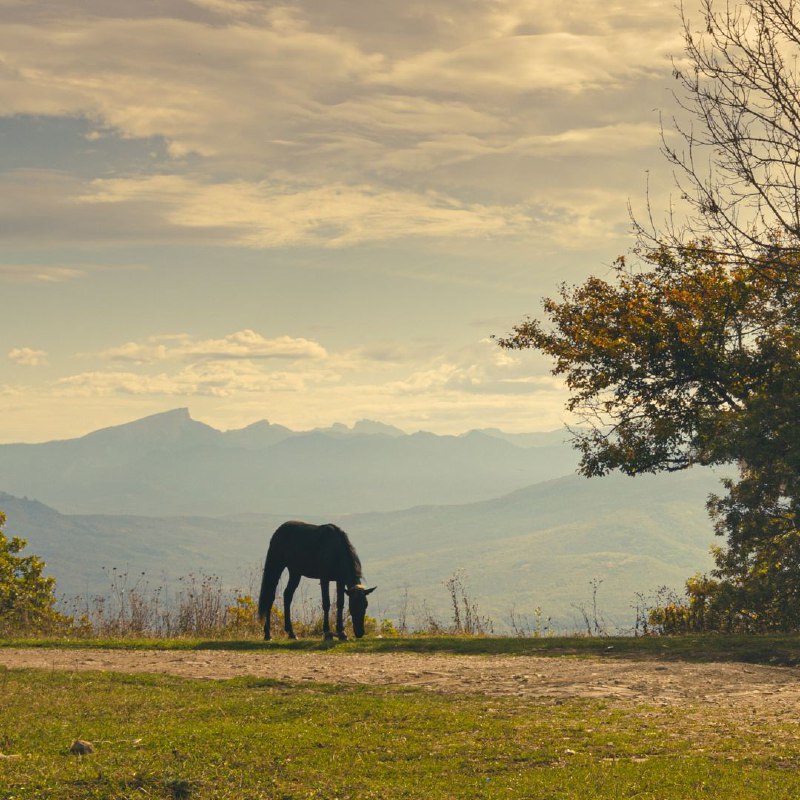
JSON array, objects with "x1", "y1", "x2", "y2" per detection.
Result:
[
  {"x1": 270, "y1": 520, "x2": 328, "y2": 549},
  {"x1": 271, "y1": 519, "x2": 318, "y2": 540},
  {"x1": 267, "y1": 521, "x2": 342, "y2": 579}
]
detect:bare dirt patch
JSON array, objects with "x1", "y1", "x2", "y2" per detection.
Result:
[{"x1": 2, "y1": 647, "x2": 799, "y2": 718}]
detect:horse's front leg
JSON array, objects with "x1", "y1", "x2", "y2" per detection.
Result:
[
  {"x1": 321, "y1": 580, "x2": 334, "y2": 640},
  {"x1": 335, "y1": 581, "x2": 347, "y2": 640},
  {"x1": 283, "y1": 572, "x2": 301, "y2": 640}
]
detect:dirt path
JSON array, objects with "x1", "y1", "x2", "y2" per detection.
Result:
[{"x1": 2, "y1": 647, "x2": 800, "y2": 717}]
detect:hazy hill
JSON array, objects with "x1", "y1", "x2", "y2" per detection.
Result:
[
  {"x1": 0, "y1": 409, "x2": 579, "y2": 516},
  {"x1": 0, "y1": 467, "x2": 725, "y2": 630},
  {"x1": 345, "y1": 468, "x2": 724, "y2": 630}
]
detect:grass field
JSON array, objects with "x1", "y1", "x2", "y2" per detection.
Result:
[
  {"x1": 2, "y1": 665, "x2": 800, "y2": 799},
  {"x1": 2, "y1": 636, "x2": 800, "y2": 798}
]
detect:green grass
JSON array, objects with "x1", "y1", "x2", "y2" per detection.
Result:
[
  {"x1": 3, "y1": 633, "x2": 800, "y2": 665},
  {"x1": 1, "y1": 665, "x2": 800, "y2": 799}
]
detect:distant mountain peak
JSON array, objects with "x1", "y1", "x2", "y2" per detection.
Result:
[
  {"x1": 352, "y1": 419, "x2": 405, "y2": 437},
  {"x1": 140, "y1": 407, "x2": 192, "y2": 425},
  {"x1": 89, "y1": 407, "x2": 192, "y2": 432},
  {"x1": 315, "y1": 419, "x2": 406, "y2": 438},
  {"x1": 80, "y1": 407, "x2": 218, "y2": 446},
  {"x1": 222, "y1": 418, "x2": 294, "y2": 448}
]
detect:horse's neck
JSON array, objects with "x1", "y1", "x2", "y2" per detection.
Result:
[
  {"x1": 344, "y1": 565, "x2": 361, "y2": 587},
  {"x1": 334, "y1": 533, "x2": 361, "y2": 586},
  {"x1": 342, "y1": 558, "x2": 361, "y2": 587}
]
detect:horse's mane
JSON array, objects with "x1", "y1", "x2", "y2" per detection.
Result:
[{"x1": 325, "y1": 523, "x2": 363, "y2": 582}]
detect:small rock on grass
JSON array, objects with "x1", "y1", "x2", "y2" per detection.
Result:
[{"x1": 69, "y1": 739, "x2": 95, "y2": 756}]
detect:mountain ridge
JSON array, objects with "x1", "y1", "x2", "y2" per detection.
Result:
[{"x1": 0, "y1": 409, "x2": 581, "y2": 516}]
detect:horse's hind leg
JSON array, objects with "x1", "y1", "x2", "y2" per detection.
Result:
[{"x1": 283, "y1": 571, "x2": 301, "y2": 640}]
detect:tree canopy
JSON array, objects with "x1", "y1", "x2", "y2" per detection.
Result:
[{"x1": 499, "y1": 245, "x2": 799, "y2": 482}]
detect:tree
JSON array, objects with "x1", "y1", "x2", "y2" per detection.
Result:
[
  {"x1": 500, "y1": 0, "x2": 800, "y2": 630},
  {"x1": 0, "y1": 510, "x2": 67, "y2": 634}
]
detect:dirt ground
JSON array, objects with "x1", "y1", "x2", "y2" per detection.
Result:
[{"x1": 2, "y1": 647, "x2": 799, "y2": 718}]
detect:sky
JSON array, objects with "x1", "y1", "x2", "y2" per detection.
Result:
[{"x1": 0, "y1": 0, "x2": 692, "y2": 442}]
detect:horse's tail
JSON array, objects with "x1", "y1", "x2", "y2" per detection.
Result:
[{"x1": 258, "y1": 533, "x2": 282, "y2": 621}]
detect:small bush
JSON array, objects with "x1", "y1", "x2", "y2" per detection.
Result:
[
  {"x1": 0, "y1": 511, "x2": 71, "y2": 636},
  {"x1": 646, "y1": 573, "x2": 775, "y2": 635}
]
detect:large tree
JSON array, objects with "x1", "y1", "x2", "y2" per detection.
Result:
[{"x1": 500, "y1": 0, "x2": 800, "y2": 630}]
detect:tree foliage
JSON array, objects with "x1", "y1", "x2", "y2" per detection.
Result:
[
  {"x1": 501, "y1": 0, "x2": 800, "y2": 631},
  {"x1": 500, "y1": 245, "x2": 799, "y2": 481},
  {"x1": 0, "y1": 510, "x2": 67, "y2": 634}
]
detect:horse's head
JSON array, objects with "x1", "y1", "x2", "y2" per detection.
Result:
[{"x1": 345, "y1": 585, "x2": 376, "y2": 638}]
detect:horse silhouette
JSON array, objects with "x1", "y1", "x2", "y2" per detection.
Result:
[{"x1": 258, "y1": 520, "x2": 376, "y2": 640}]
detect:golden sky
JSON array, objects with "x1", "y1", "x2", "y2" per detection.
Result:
[{"x1": 0, "y1": 0, "x2": 691, "y2": 441}]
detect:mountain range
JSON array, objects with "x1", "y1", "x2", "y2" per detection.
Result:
[{"x1": 0, "y1": 408, "x2": 580, "y2": 516}]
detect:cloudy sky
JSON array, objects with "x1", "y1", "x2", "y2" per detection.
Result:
[{"x1": 1, "y1": 0, "x2": 691, "y2": 442}]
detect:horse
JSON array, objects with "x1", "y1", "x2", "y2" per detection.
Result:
[{"x1": 257, "y1": 520, "x2": 376, "y2": 641}]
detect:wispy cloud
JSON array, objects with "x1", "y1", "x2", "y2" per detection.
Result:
[
  {"x1": 0, "y1": 260, "x2": 144, "y2": 283},
  {"x1": 0, "y1": 168, "x2": 633, "y2": 250},
  {"x1": 55, "y1": 361, "x2": 310, "y2": 398},
  {"x1": 8, "y1": 347, "x2": 48, "y2": 366},
  {"x1": 59, "y1": 333, "x2": 561, "y2": 407},
  {"x1": 0, "y1": 264, "x2": 87, "y2": 283},
  {"x1": 95, "y1": 330, "x2": 328, "y2": 364},
  {"x1": 80, "y1": 175, "x2": 533, "y2": 247}
]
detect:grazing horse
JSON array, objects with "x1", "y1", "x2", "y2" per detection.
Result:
[{"x1": 258, "y1": 520, "x2": 376, "y2": 641}]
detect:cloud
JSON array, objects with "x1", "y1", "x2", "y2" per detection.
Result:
[
  {"x1": 8, "y1": 347, "x2": 48, "y2": 366},
  {"x1": 0, "y1": 167, "x2": 633, "y2": 251},
  {"x1": 61, "y1": 333, "x2": 560, "y2": 405},
  {"x1": 0, "y1": 3, "x2": 677, "y2": 182},
  {"x1": 0, "y1": 259, "x2": 143, "y2": 283},
  {"x1": 0, "y1": 169, "x2": 533, "y2": 247},
  {"x1": 0, "y1": 1, "x2": 684, "y2": 256},
  {"x1": 64, "y1": 330, "x2": 334, "y2": 398},
  {"x1": 5, "y1": 329, "x2": 573, "y2": 438},
  {"x1": 55, "y1": 360, "x2": 313, "y2": 398},
  {"x1": 0, "y1": 264, "x2": 87, "y2": 283},
  {"x1": 346, "y1": 337, "x2": 563, "y2": 401},
  {"x1": 512, "y1": 123, "x2": 663, "y2": 157},
  {"x1": 189, "y1": 331, "x2": 328, "y2": 361},
  {"x1": 0, "y1": 170, "x2": 216, "y2": 246},
  {"x1": 81, "y1": 175, "x2": 532, "y2": 246},
  {"x1": 97, "y1": 330, "x2": 328, "y2": 364}
]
